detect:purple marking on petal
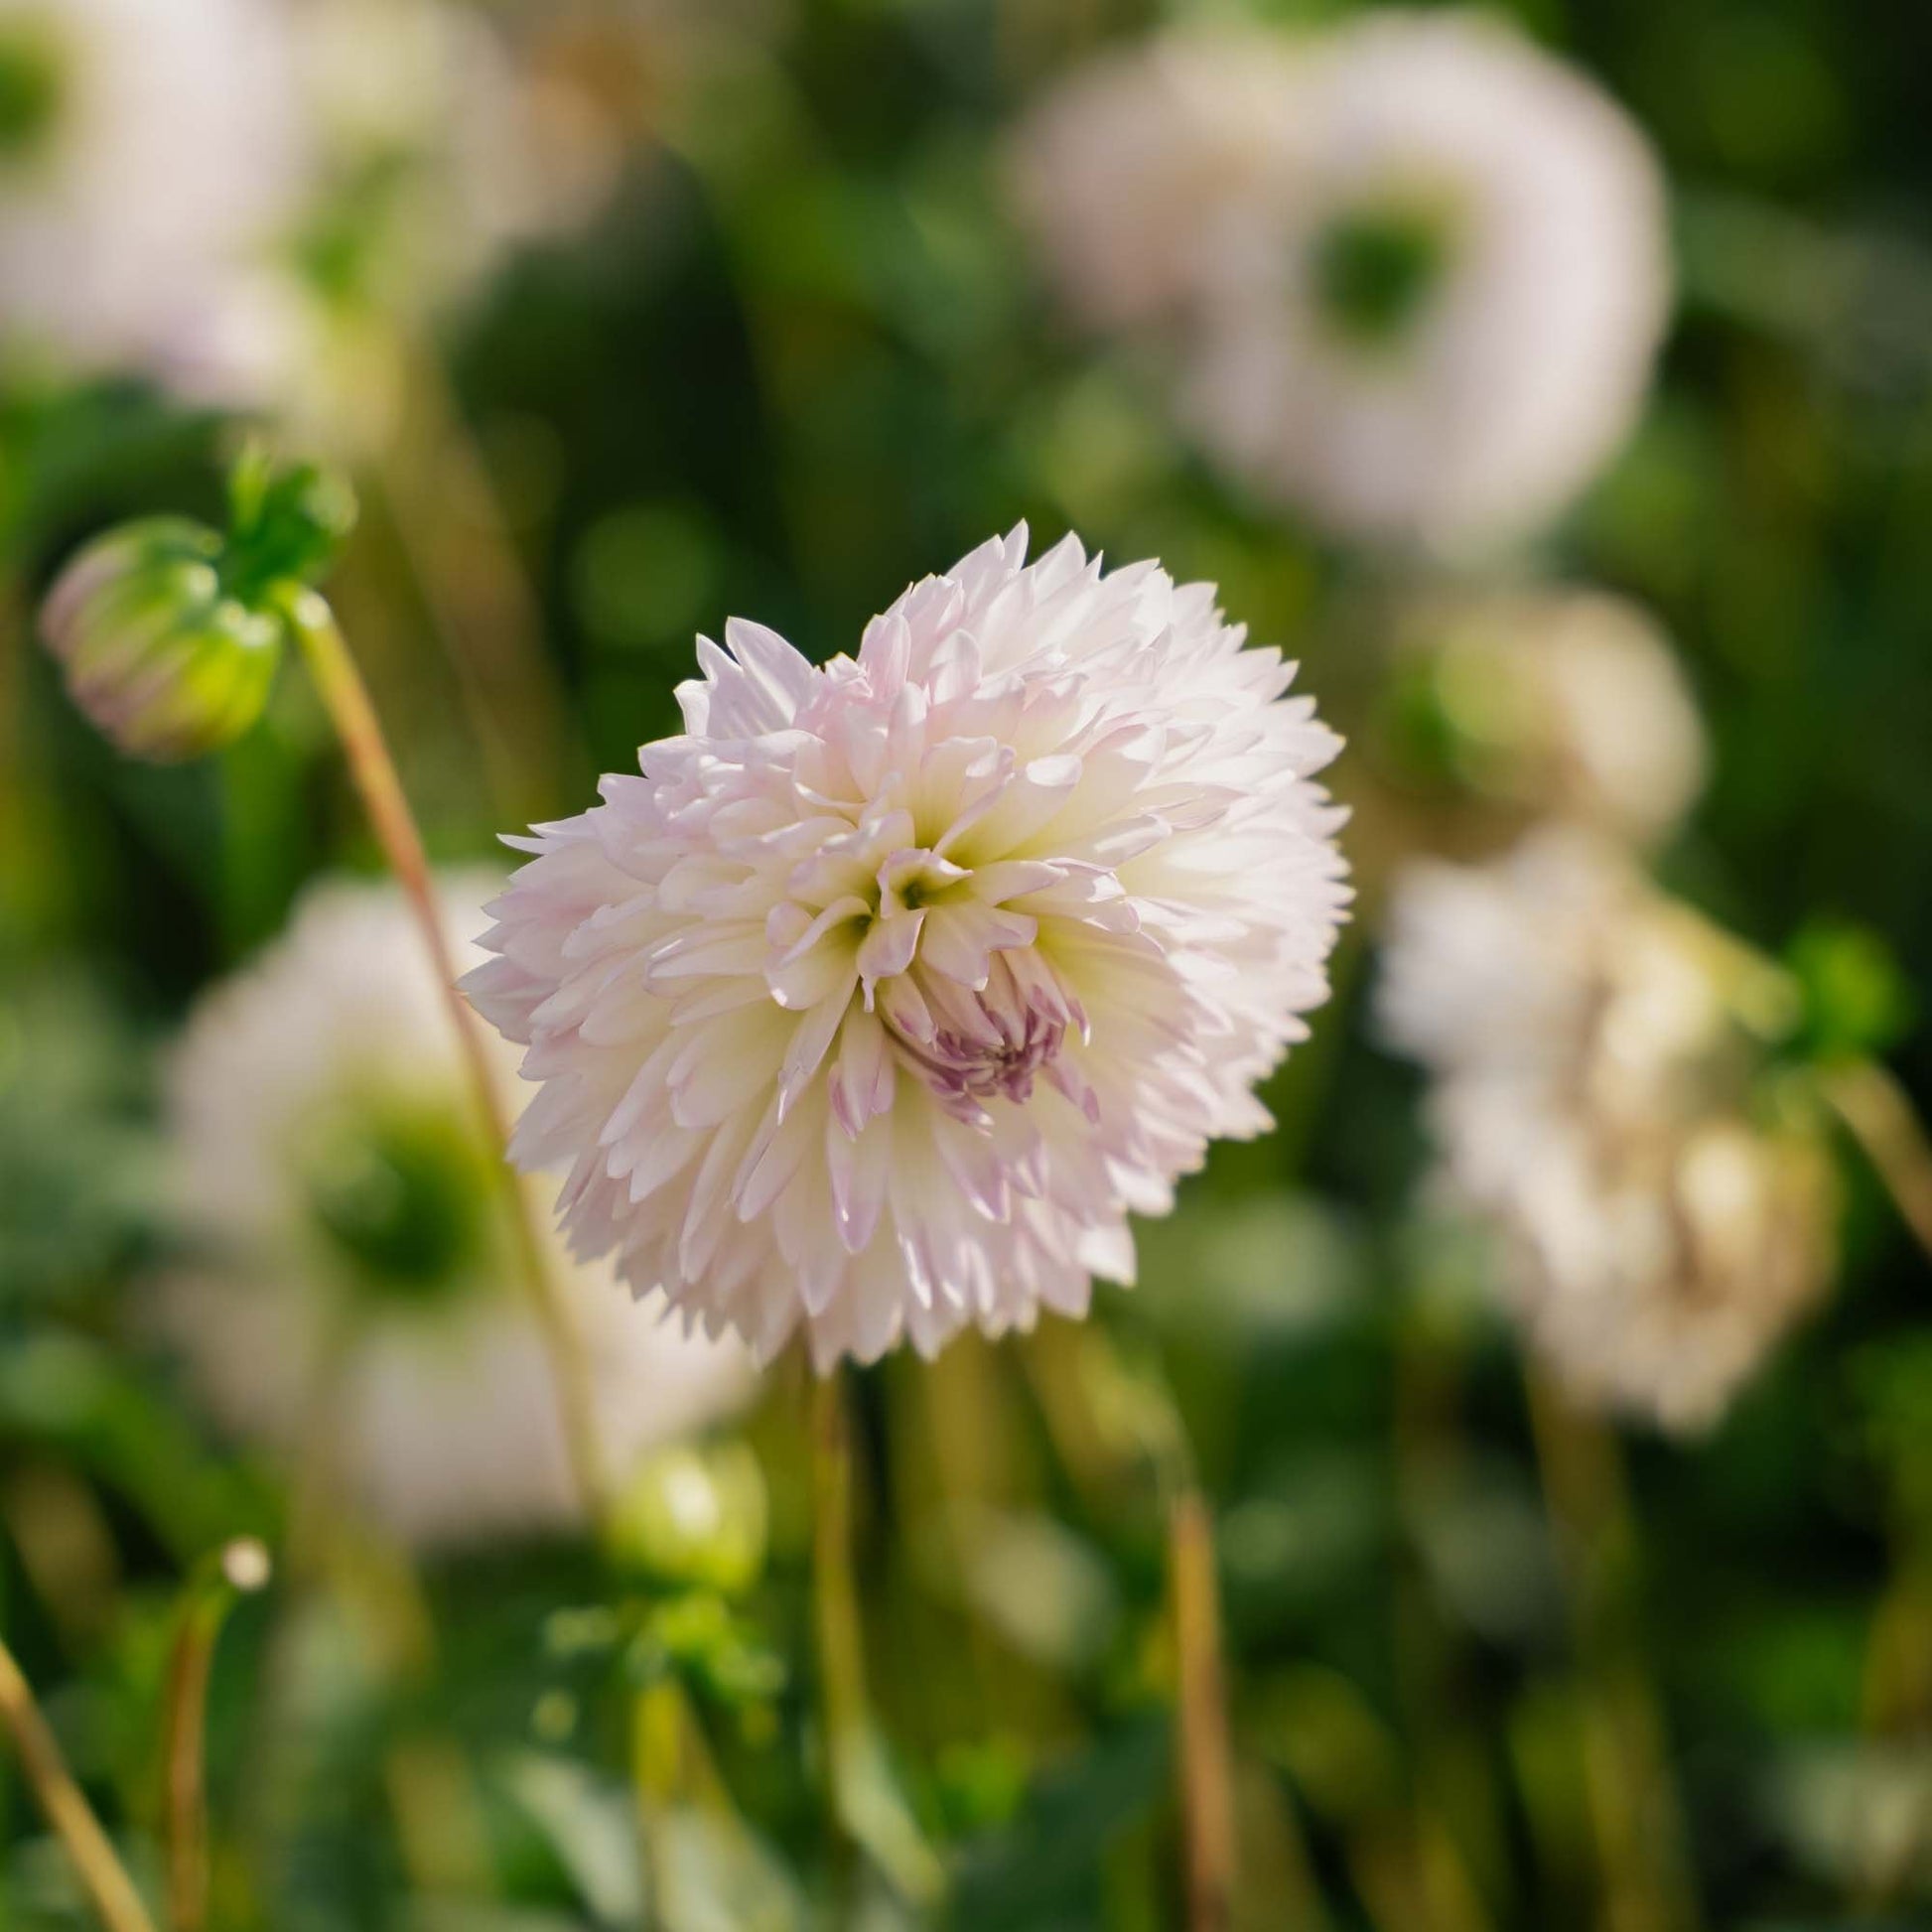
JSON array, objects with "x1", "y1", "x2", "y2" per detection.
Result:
[{"x1": 887, "y1": 954, "x2": 1071, "y2": 1122}]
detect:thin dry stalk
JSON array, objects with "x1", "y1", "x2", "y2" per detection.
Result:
[
  {"x1": 282, "y1": 588, "x2": 612, "y2": 1527},
  {"x1": 0, "y1": 1634, "x2": 159, "y2": 1932}
]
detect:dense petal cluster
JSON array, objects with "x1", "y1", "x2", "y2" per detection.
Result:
[
  {"x1": 160, "y1": 874, "x2": 757, "y2": 1550},
  {"x1": 1013, "y1": 13, "x2": 1670, "y2": 549},
  {"x1": 469, "y1": 529, "x2": 1349, "y2": 1368},
  {"x1": 1377, "y1": 831, "x2": 1835, "y2": 1430}
]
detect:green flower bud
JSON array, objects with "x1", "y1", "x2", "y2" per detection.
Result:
[
  {"x1": 38, "y1": 450, "x2": 358, "y2": 765},
  {"x1": 40, "y1": 518, "x2": 282, "y2": 761}
]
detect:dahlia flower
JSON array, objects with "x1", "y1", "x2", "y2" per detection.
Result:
[
  {"x1": 159, "y1": 873, "x2": 757, "y2": 1550},
  {"x1": 0, "y1": 0, "x2": 302, "y2": 391},
  {"x1": 468, "y1": 528, "x2": 1349, "y2": 1368},
  {"x1": 1377, "y1": 830, "x2": 1834, "y2": 1430},
  {"x1": 1390, "y1": 588, "x2": 1707, "y2": 846},
  {"x1": 1013, "y1": 14, "x2": 1671, "y2": 549}
]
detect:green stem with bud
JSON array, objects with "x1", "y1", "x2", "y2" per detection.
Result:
[
  {"x1": 162, "y1": 1541, "x2": 272, "y2": 1932},
  {"x1": 0, "y1": 1632, "x2": 158, "y2": 1932},
  {"x1": 275, "y1": 585, "x2": 614, "y2": 1530}
]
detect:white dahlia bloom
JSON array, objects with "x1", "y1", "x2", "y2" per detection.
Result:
[
  {"x1": 1377, "y1": 830, "x2": 1835, "y2": 1431},
  {"x1": 0, "y1": 0, "x2": 303, "y2": 391},
  {"x1": 159, "y1": 874, "x2": 757, "y2": 1551},
  {"x1": 468, "y1": 528, "x2": 1349, "y2": 1369},
  {"x1": 1013, "y1": 14, "x2": 1671, "y2": 549},
  {"x1": 1393, "y1": 588, "x2": 1707, "y2": 845}
]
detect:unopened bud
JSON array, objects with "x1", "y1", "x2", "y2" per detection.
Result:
[
  {"x1": 41, "y1": 518, "x2": 282, "y2": 761},
  {"x1": 609, "y1": 1441, "x2": 768, "y2": 1595},
  {"x1": 38, "y1": 449, "x2": 357, "y2": 766}
]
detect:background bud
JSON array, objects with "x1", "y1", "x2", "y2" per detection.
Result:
[
  {"x1": 608, "y1": 1441, "x2": 768, "y2": 1595},
  {"x1": 40, "y1": 517, "x2": 283, "y2": 762}
]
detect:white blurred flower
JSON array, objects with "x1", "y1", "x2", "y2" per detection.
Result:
[
  {"x1": 468, "y1": 527, "x2": 1349, "y2": 1368},
  {"x1": 1010, "y1": 29, "x2": 1306, "y2": 336},
  {"x1": 1377, "y1": 829, "x2": 1833, "y2": 1431},
  {"x1": 1014, "y1": 13, "x2": 1671, "y2": 549},
  {"x1": 0, "y1": 0, "x2": 303, "y2": 392},
  {"x1": 0, "y1": 0, "x2": 624, "y2": 404},
  {"x1": 285, "y1": 0, "x2": 621, "y2": 325},
  {"x1": 159, "y1": 873, "x2": 757, "y2": 1551},
  {"x1": 1394, "y1": 588, "x2": 1707, "y2": 844}
]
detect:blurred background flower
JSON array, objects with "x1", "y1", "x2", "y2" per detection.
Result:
[
  {"x1": 0, "y1": 0, "x2": 302, "y2": 396},
  {"x1": 154, "y1": 871, "x2": 758, "y2": 1548},
  {"x1": 1015, "y1": 13, "x2": 1671, "y2": 549},
  {"x1": 1378, "y1": 828, "x2": 1835, "y2": 1430},
  {"x1": 1376, "y1": 585, "x2": 1708, "y2": 848}
]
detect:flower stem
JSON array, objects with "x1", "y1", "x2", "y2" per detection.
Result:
[
  {"x1": 279, "y1": 586, "x2": 613, "y2": 1528},
  {"x1": 1524, "y1": 1370, "x2": 1701, "y2": 1932},
  {"x1": 1168, "y1": 1483, "x2": 1237, "y2": 1932},
  {"x1": 632, "y1": 1677, "x2": 686, "y2": 1929},
  {"x1": 0, "y1": 1633, "x2": 158, "y2": 1932},
  {"x1": 1823, "y1": 1057, "x2": 1932, "y2": 1265},
  {"x1": 806, "y1": 1365, "x2": 946, "y2": 1906},
  {"x1": 1022, "y1": 1327, "x2": 1240, "y2": 1926},
  {"x1": 162, "y1": 1541, "x2": 271, "y2": 1932},
  {"x1": 811, "y1": 1368, "x2": 866, "y2": 1815}
]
